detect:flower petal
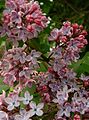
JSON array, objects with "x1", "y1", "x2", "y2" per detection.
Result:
[
  {"x1": 36, "y1": 109, "x2": 43, "y2": 116},
  {"x1": 23, "y1": 99, "x2": 29, "y2": 105},
  {"x1": 24, "y1": 91, "x2": 30, "y2": 99},
  {"x1": 0, "y1": 111, "x2": 7, "y2": 119},
  {"x1": 65, "y1": 110, "x2": 70, "y2": 117},
  {"x1": 52, "y1": 98, "x2": 58, "y2": 103},
  {"x1": 37, "y1": 103, "x2": 44, "y2": 109},
  {"x1": 28, "y1": 109, "x2": 35, "y2": 117},
  {"x1": 7, "y1": 104, "x2": 14, "y2": 111},
  {"x1": 15, "y1": 101, "x2": 20, "y2": 107},
  {"x1": 4, "y1": 97, "x2": 12, "y2": 104},
  {"x1": 57, "y1": 109, "x2": 64, "y2": 118},
  {"x1": 18, "y1": 97, "x2": 24, "y2": 101},
  {"x1": 30, "y1": 101, "x2": 36, "y2": 109},
  {"x1": 15, "y1": 115, "x2": 23, "y2": 120}
]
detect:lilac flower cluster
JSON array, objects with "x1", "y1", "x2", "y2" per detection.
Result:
[
  {"x1": 0, "y1": 0, "x2": 48, "y2": 45},
  {"x1": 37, "y1": 21, "x2": 89, "y2": 119},
  {"x1": 0, "y1": 45, "x2": 41, "y2": 88},
  {"x1": 0, "y1": 91, "x2": 44, "y2": 120}
]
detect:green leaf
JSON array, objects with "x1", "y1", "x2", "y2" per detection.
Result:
[
  {"x1": 70, "y1": 52, "x2": 89, "y2": 75},
  {"x1": 29, "y1": 34, "x2": 50, "y2": 54},
  {"x1": 38, "y1": 62, "x2": 48, "y2": 72},
  {"x1": 0, "y1": 79, "x2": 9, "y2": 93}
]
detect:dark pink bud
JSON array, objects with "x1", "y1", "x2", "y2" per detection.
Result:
[
  {"x1": 34, "y1": 19, "x2": 42, "y2": 26},
  {"x1": 61, "y1": 36, "x2": 67, "y2": 43},
  {"x1": 44, "y1": 93, "x2": 51, "y2": 102},
  {"x1": 42, "y1": 85, "x2": 48, "y2": 92},
  {"x1": 27, "y1": 25, "x2": 34, "y2": 32},
  {"x1": 4, "y1": 15, "x2": 10, "y2": 24},
  {"x1": 84, "y1": 81, "x2": 89, "y2": 87},
  {"x1": 77, "y1": 44, "x2": 84, "y2": 48},
  {"x1": 73, "y1": 114, "x2": 81, "y2": 120},
  {"x1": 79, "y1": 25, "x2": 83, "y2": 30},
  {"x1": 48, "y1": 67, "x2": 54, "y2": 73},
  {"x1": 30, "y1": 3, "x2": 39, "y2": 14},
  {"x1": 26, "y1": 15, "x2": 33, "y2": 22},
  {"x1": 81, "y1": 30, "x2": 87, "y2": 36},
  {"x1": 72, "y1": 23, "x2": 79, "y2": 29}
]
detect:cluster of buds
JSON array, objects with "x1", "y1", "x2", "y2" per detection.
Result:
[
  {"x1": 0, "y1": 0, "x2": 48, "y2": 45},
  {"x1": 49, "y1": 21, "x2": 87, "y2": 45}
]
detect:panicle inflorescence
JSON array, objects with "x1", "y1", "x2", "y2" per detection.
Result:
[
  {"x1": 0, "y1": 0, "x2": 48, "y2": 45},
  {"x1": 37, "y1": 21, "x2": 89, "y2": 119},
  {"x1": 0, "y1": 45, "x2": 41, "y2": 87}
]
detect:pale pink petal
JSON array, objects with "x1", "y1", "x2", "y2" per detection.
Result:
[
  {"x1": 19, "y1": 70, "x2": 25, "y2": 77},
  {"x1": 30, "y1": 101, "x2": 36, "y2": 109},
  {"x1": 7, "y1": 104, "x2": 14, "y2": 111},
  {"x1": 18, "y1": 97, "x2": 24, "y2": 101},
  {"x1": 25, "y1": 91, "x2": 33, "y2": 100},
  {"x1": 52, "y1": 98, "x2": 58, "y2": 103},
  {"x1": 26, "y1": 55, "x2": 31, "y2": 61},
  {"x1": 23, "y1": 99, "x2": 29, "y2": 105},
  {"x1": 64, "y1": 110, "x2": 70, "y2": 117},
  {"x1": 15, "y1": 115, "x2": 23, "y2": 120},
  {"x1": 24, "y1": 91, "x2": 30, "y2": 99},
  {"x1": 36, "y1": 109, "x2": 43, "y2": 116},
  {"x1": 63, "y1": 85, "x2": 68, "y2": 91},
  {"x1": 0, "y1": 111, "x2": 7, "y2": 119},
  {"x1": 33, "y1": 51, "x2": 41, "y2": 58},
  {"x1": 4, "y1": 97, "x2": 12, "y2": 104},
  {"x1": 37, "y1": 103, "x2": 44, "y2": 109},
  {"x1": 28, "y1": 109, "x2": 35, "y2": 117},
  {"x1": 15, "y1": 101, "x2": 20, "y2": 107}
]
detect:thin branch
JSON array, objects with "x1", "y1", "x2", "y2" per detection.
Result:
[{"x1": 64, "y1": 0, "x2": 80, "y2": 15}]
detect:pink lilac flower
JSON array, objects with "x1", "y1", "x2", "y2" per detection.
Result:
[
  {"x1": 29, "y1": 101, "x2": 44, "y2": 116},
  {"x1": 49, "y1": 82, "x2": 60, "y2": 92},
  {"x1": 0, "y1": 60, "x2": 11, "y2": 74},
  {"x1": 13, "y1": 51, "x2": 26, "y2": 64},
  {"x1": 73, "y1": 114, "x2": 81, "y2": 120},
  {"x1": 19, "y1": 67, "x2": 33, "y2": 79},
  {"x1": 3, "y1": 73, "x2": 16, "y2": 86},
  {"x1": 19, "y1": 91, "x2": 33, "y2": 105},
  {"x1": 80, "y1": 74, "x2": 89, "y2": 86},
  {"x1": 57, "y1": 85, "x2": 72, "y2": 101},
  {"x1": 53, "y1": 94, "x2": 65, "y2": 105},
  {"x1": 57, "y1": 103, "x2": 72, "y2": 118},
  {"x1": 0, "y1": 46, "x2": 41, "y2": 87},
  {"x1": 4, "y1": 94, "x2": 20, "y2": 111},
  {"x1": 53, "y1": 85, "x2": 72, "y2": 105},
  {"x1": 72, "y1": 92, "x2": 89, "y2": 114},
  {"x1": 48, "y1": 28, "x2": 59, "y2": 41},
  {"x1": 15, "y1": 109, "x2": 32, "y2": 120},
  {"x1": 60, "y1": 21, "x2": 73, "y2": 37},
  {"x1": 52, "y1": 47, "x2": 62, "y2": 59},
  {"x1": 26, "y1": 50, "x2": 41, "y2": 64}
]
